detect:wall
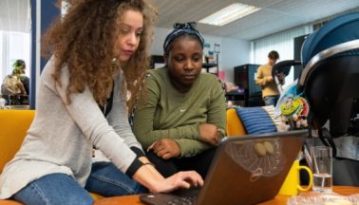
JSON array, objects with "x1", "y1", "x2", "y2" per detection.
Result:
[
  {"x1": 221, "y1": 37, "x2": 250, "y2": 82},
  {"x1": 150, "y1": 27, "x2": 170, "y2": 55},
  {"x1": 150, "y1": 27, "x2": 250, "y2": 82}
]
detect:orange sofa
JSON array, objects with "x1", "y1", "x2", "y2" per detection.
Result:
[
  {"x1": 0, "y1": 108, "x2": 244, "y2": 205},
  {"x1": 0, "y1": 110, "x2": 33, "y2": 204},
  {"x1": 0, "y1": 110, "x2": 103, "y2": 204},
  {"x1": 0, "y1": 108, "x2": 293, "y2": 204}
]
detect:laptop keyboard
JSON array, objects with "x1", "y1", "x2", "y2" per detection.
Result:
[
  {"x1": 166, "y1": 195, "x2": 195, "y2": 205},
  {"x1": 140, "y1": 187, "x2": 200, "y2": 205},
  {"x1": 166, "y1": 187, "x2": 199, "y2": 205}
]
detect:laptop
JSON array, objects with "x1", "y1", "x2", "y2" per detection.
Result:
[{"x1": 140, "y1": 130, "x2": 308, "y2": 205}]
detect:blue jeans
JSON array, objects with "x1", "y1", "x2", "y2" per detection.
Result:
[
  {"x1": 85, "y1": 162, "x2": 146, "y2": 196},
  {"x1": 13, "y1": 162, "x2": 146, "y2": 205},
  {"x1": 263, "y1": 95, "x2": 279, "y2": 106}
]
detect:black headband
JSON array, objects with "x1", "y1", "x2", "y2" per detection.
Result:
[{"x1": 163, "y1": 22, "x2": 204, "y2": 54}]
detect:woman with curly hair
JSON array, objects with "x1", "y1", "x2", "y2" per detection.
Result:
[{"x1": 0, "y1": 1, "x2": 203, "y2": 204}]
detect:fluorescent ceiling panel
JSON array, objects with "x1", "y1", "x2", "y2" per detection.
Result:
[{"x1": 199, "y1": 3, "x2": 261, "y2": 26}]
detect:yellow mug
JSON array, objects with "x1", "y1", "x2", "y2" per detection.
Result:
[{"x1": 279, "y1": 160, "x2": 313, "y2": 196}]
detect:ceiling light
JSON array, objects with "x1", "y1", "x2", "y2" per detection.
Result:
[{"x1": 199, "y1": 3, "x2": 260, "y2": 26}]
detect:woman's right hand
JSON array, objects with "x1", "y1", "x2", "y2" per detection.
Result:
[
  {"x1": 133, "y1": 162, "x2": 204, "y2": 193},
  {"x1": 153, "y1": 171, "x2": 204, "y2": 193}
]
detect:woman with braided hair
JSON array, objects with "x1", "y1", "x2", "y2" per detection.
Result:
[{"x1": 133, "y1": 22, "x2": 226, "y2": 179}]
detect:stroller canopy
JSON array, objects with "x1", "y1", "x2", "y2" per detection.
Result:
[{"x1": 299, "y1": 12, "x2": 359, "y2": 136}]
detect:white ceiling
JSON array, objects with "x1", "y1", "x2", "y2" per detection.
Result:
[
  {"x1": 153, "y1": 0, "x2": 359, "y2": 40},
  {"x1": 0, "y1": 0, "x2": 358, "y2": 40}
]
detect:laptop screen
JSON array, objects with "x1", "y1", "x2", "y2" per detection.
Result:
[
  {"x1": 140, "y1": 130, "x2": 308, "y2": 205},
  {"x1": 196, "y1": 130, "x2": 308, "y2": 205}
]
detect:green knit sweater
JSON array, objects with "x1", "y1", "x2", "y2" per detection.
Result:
[{"x1": 133, "y1": 67, "x2": 226, "y2": 158}]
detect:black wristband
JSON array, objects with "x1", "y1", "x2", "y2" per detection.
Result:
[
  {"x1": 131, "y1": 147, "x2": 145, "y2": 157},
  {"x1": 125, "y1": 158, "x2": 143, "y2": 178}
]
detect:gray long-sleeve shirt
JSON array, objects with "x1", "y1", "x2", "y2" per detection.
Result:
[{"x1": 0, "y1": 57, "x2": 143, "y2": 198}]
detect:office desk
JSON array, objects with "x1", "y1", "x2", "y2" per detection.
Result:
[{"x1": 95, "y1": 186, "x2": 359, "y2": 205}]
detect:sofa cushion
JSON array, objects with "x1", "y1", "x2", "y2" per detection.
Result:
[
  {"x1": 0, "y1": 110, "x2": 35, "y2": 172},
  {"x1": 235, "y1": 106, "x2": 277, "y2": 134}
]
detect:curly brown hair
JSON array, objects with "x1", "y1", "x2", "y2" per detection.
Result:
[{"x1": 42, "y1": 0, "x2": 157, "y2": 110}]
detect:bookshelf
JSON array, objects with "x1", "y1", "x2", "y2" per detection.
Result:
[{"x1": 234, "y1": 64, "x2": 264, "y2": 106}]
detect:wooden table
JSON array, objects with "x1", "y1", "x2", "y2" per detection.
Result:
[{"x1": 95, "y1": 186, "x2": 359, "y2": 205}]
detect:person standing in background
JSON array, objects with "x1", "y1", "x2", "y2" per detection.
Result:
[
  {"x1": 255, "y1": 50, "x2": 284, "y2": 106},
  {"x1": 14, "y1": 59, "x2": 30, "y2": 95}
]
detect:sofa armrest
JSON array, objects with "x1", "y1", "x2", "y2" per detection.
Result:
[
  {"x1": 0, "y1": 110, "x2": 35, "y2": 172},
  {"x1": 226, "y1": 108, "x2": 246, "y2": 137}
]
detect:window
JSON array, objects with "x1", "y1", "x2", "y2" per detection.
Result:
[
  {"x1": 0, "y1": 31, "x2": 31, "y2": 83},
  {"x1": 0, "y1": 0, "x2": 31, "y2": 92}
]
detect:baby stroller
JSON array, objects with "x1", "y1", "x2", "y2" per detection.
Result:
[{"x1": 273, "y1": 12, "x2": 359, "y2": 185}]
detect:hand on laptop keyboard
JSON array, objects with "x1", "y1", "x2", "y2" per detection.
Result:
[{"x1": 152, "y1": 171, "x2": 204, "y2": 193}]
